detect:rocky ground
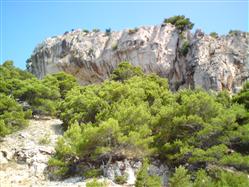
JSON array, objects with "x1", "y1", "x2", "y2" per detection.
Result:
[{"x1": 0, "y1": 117, "x2": 119, "y2": 187}]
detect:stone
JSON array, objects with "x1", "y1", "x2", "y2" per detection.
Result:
[
  {"x1": 27, "y1": 26, "x2": 249, "y2": 92},
  {"x1": 0, "y1": 151, "x2": 8, "y2": 164}
]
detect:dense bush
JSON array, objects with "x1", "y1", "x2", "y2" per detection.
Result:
[
  {"x1": 169, "y1": 166, "x2": 249, "y2": 187},
  {"x1": 210, "y1": 32, "x2": 218, "y2": 38},
  {"x1": 164, "y1": 15, "x2": 194, "y2": 32},
  {"x1": 135, "y1": 160, "x2": 161, "y2": 187},
  {"x1": 2, "y1": 60, "x2": 248, "y2": 185},
  {"x1": 180, "y1": 41, "x2": 190, "y2": 56},
  {"x1": 86, "y1": 179, "x2": 107, "y2": 187},
  {"x1": 233, "y1": 81, "x2": 249, "y2": 111},
  {"x1": 110, "y1": 61, "x2": 143, "y2": 81},
  {"x1": 0, "y1": 94, "x2": 31, "y2": 136},
  {"x1": 50, "y1": 62, "x2": 249, "y2": 185},
  {"x1": 0, "y1": 61, "x2": 77, "y2": 136}
]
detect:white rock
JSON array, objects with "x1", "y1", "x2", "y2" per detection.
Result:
[{"x1": 28, "y1": 26, "x2": 248, "y2": 92}]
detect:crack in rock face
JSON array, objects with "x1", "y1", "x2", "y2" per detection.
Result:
[{"x1": 27, "y1": 25, "x2": 249, "y2": 92}]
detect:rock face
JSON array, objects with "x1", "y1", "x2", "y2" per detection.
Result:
[{"x1": 27, "y1": 25, "x2": 249, "y2": 92}]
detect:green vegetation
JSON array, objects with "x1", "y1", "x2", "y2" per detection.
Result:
[
  {"x1": 210, "y1": 32, "x2": 218, "y2": 38},
  {"x1": 39, "y1": 133, "x2": 51, "y2": 145},
  {"x1": 128, "y1": 28, "x2": 139, "y2": 34},
  {"x1": 1, "y1": 60, "x2": 249, "y2": 186},
  {"x1": 229, "y1": 30, "x2": 241, "y2": 36},
  {"x1": 0, "y1": 94, "x2": 30, "y2": 136},
  {"x1": 180, "y1": 41, "x2": 190, "y2": 56},
  {"x1": 86, "y1": 179, "x2": 107, "y2": 187},
  {"x1": 111, "y1": 43, "x2": 118, "y2": 50},
  {"x1": 83, "y1": 29, "x2": 89, "y2": 33},
  {"x1": 105, "y1": 28, "x2": 111, "y2": 36},
  {"x1": 114, "y1": 174, "x2": 128, "y2": 184},
  {"x1": 49, "y1": 62, "x2": 249, "y2": 185},
  {"x1": 84, "y1": 168, "x2": 103, "y2": 178},
  {"x1": 169, "y1": 166, "x2": 249, "y2": 187},
  {"x1": 92, "y1": 29, "x2": 100, "y2": 33},
  {"x1": 110, "y1": 61, "x2": 143, "y2": 81},
  {"x1": 0, "y1": 61, "x2": 77, "y2": 136},
  {"x1": 135, "y1": 160, "x2": 161, "y2": 187},
  {"x1": 233, "y1": 81, "x2": 249, "y2": 111},
  {"x1": 164, "y1": 15, "x2": 194, "y2": 32}
]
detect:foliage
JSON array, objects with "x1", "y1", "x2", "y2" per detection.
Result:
[
  {"x1": 84, "y1": 168, "x2": 103, "y2": 178},
  {"x1": 110, "y1": 61, "x2": 143, "y2": 81},
  {"x1": 0, "y1": 94, "x2": 30, "y2": 136},
  {"x1": 92, "y1": 29, "x2": 100, "y2": 33},
  {"x1": 1, "y1": 61, "x2": 77, "y2": 116},
  {"x1": 114, "y1": 174, "x2": 128, "y2": 184},
  {"x1": 180, "y1": 41, "x2": 190, "y2": 56},
  {"x1": 3, "y1": 60, "x2": 248, "y2": 185},
  {"x1": 128, "y1": 28, "x2": 139, "y2": 34},
  {"x1": 38, "y1": 133, "x2": 51, "y2": 145},
  {"x1": 105, "y1": 28, "x2": 111, "y2": 36},
  {"x1": 0, "y1": 61, "x2": 77, "y2": 136},
  {"x1": 210, "y1": 32, "x2": 218, "y2": 38},
  {"x1": 233, "y1": 81, "x2": 249, "y2": 111},
  {"x1": 229, "y1": 30, "x2": 241, "y2": 36},
  {"x1": 50, "y1": 72, "x2": 77, "y2": 99},
  {"x1": 83, "y1": 29, "x2": 89, "y2": 33},
  {"x1": 135, "y1": 160, "x2": 161, "y2": 187},
  {"x1": 169, "y1": 166, "x2": 249, "y2": 187},
  {"x1": 86, "y1": 179, "x2": 107, "y2": 187},
  {"x1": 51, "y1": 62, "x2": 249, "y2": 183},
  {"x1": 164, "y1": 15, "x2": 194, "y2": 32},
  {"x1": 169, "y1": 166, "x2": 192, "y2": 187},
  {"x1": 112, "y1": 43, "x2": 118, "y2": 50}
]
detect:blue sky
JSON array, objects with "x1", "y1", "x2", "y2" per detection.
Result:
[{"x1": 1, "y1": 0, "x2": 248, "y2": 69}]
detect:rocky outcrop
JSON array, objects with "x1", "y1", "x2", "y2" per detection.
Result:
[
  {"x1": 27, "y1": 25, "x2": 249, "y2": 92},
  {"x1": 0, "y1": 117, "x2": 169, "y2": 186}
]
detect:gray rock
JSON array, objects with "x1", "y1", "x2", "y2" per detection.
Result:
[
  {"x1": 0, "y1": 151, "x2": 8, "y2": 164},
  {"x1": 27, "y1": 26, "x2": 249, "y2": 92}
]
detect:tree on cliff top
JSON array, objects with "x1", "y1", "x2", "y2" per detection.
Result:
[{"x1": 164, "y1": 15, "x2": 194, "y2": 32}]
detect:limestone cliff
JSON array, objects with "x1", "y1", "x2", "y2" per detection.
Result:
[{"x1": 27, "y1": 24, "x2": 249, "y2": 92}]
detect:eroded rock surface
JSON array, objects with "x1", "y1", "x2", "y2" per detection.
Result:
[
  {"x1": 0, "y1": 117, "x2": 63, "y2": 186},
  {"x1": 28, "y1": 25, "x2": 249, "y2": 92},
  {"x1": 0, "y1": 117, "x2": 168, "y2": 186}
]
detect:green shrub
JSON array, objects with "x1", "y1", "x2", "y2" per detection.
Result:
[
  {"x1": 110, "y1": 61, "x2": 143, "y2": 81},
  {"x1": 92, "y1": 29, "x2": 100, "y2": 33},
  {"x1": 86, "y1": 179, "x2": 107, "y2": 187},
  {"x1": 114, "y1": 174, "x2": 128, "y2": 184},
  {"x1": 229, "y1": 30, "x2": 241, "y2": 36},
  {"x1": 135, "y1": 160, "x2": 161, "y2": 187},
  {"x1": 84, "y1": 168, "x2": 103, "y2": 178},
  {"x1": 83, "y1": 29, "x2": 89, "y2": 33},
  {"x1": 0, "y1": 94, "x2": 29, "y2": 137},
  {"x1": 164, "y1": 15, "x2": 194, "y2": 32},
  {"x1": 112, "y1": 43, "x2": 118, "y2": 50},
  {"x1": 105, "y1": 28, "x2": 111, "y2": 36},
  {"x1": 180, "y1": 41, "x2": 190, "y2": 56},
  {"x1": 193, "y1": 169, "x2": 213, "y2": 187},
  {"x1": 50, "y1": 72, "x2": 77, "y2": 99},
  {"x1": 210, "y1": 32, "x2": 218, "y2": 38},
  {"x1": 233, "y1": 81, "x2": 249, "y2": 111},
  {"x1": 46, "y1": 62, "x2": 249, "y2": 185},
  {"x1": 38, "y1": 133, "x2": 51, "y2": 145},
  {"x1": 169, "y1": 166, "x2": 192, "y2": 187},
  {"x1": 128, "y1": 28, "x2": 138, "y2": 34}
]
